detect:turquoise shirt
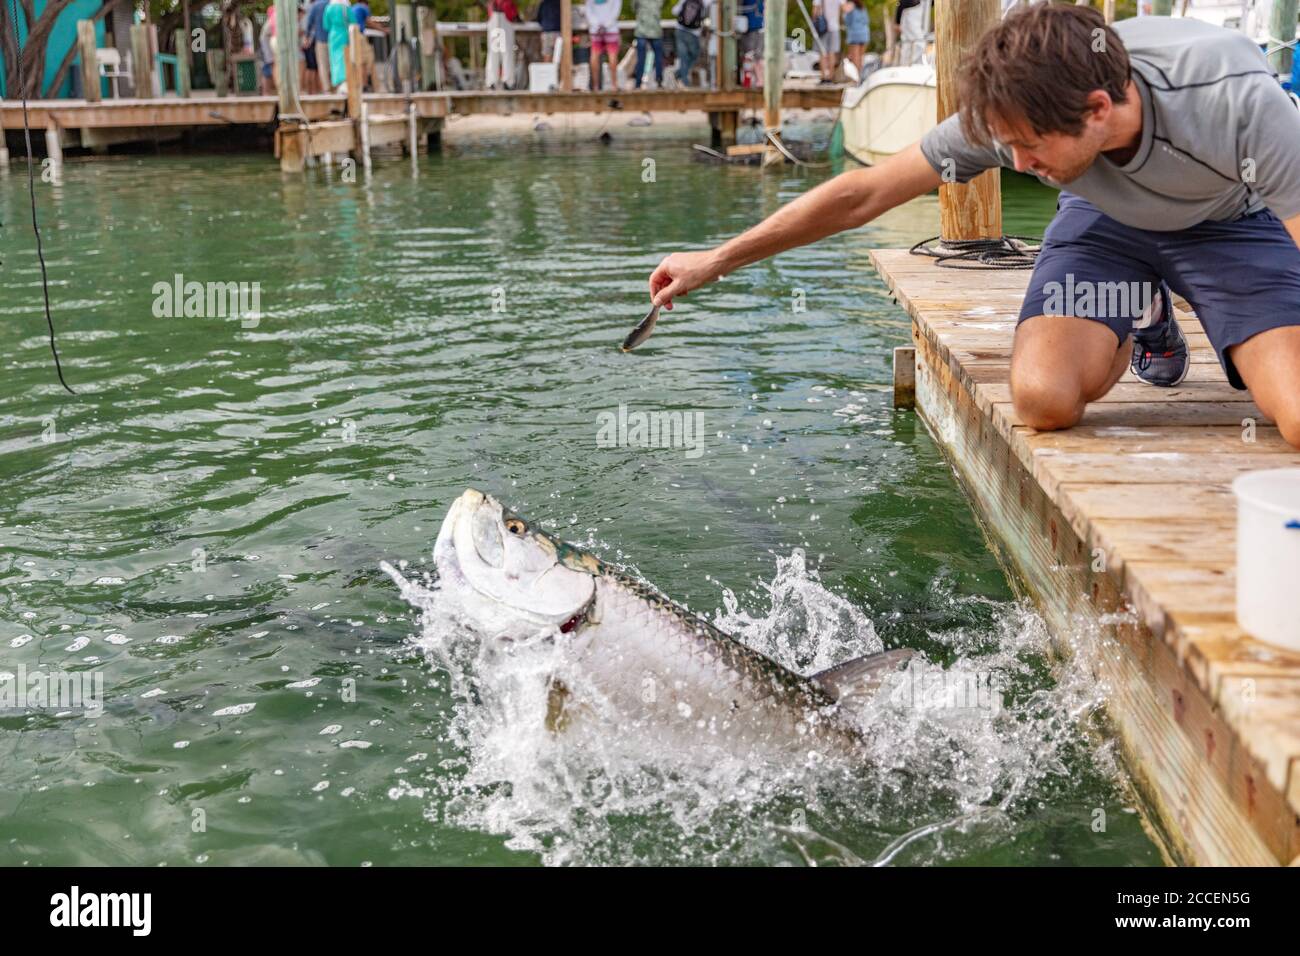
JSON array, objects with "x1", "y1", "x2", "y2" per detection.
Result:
[{"x1": 324, "y1": 2, "x2": 350, "y2": 86}]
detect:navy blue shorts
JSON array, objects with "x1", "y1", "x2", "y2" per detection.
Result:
[{"x1": 1019, "y1": 193, "x2": 1300, "y2": 389}]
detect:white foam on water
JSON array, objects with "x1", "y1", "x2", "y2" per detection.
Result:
[{"x1": 385, "y1": 553, "x2": 1110, "y2": 866}]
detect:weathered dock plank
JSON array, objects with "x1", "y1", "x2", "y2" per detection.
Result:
[{"x1": 871, "y1": 248, "x2": 1300, "y2": 866}]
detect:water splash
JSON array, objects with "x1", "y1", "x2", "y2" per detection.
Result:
[{"x1": 384, "y1": 551, "x2": 1111, "y2": 866}]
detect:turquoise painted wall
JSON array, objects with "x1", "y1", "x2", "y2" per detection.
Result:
[{"x1": 1, "y1": 0, "x2": 107, "y2": 98}]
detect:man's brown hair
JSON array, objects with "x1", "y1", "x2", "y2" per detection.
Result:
[{"x1": 959, "y1": 3, "x2": 1131, "y2": 146}]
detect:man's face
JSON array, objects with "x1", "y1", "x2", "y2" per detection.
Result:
[{"x1": 987, "y1": 109, "x2": 1109, "y2": 186}]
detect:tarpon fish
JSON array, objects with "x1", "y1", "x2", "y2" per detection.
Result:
[{"x1": 390, "y1": 489, "x2": 913, "y2": 760}]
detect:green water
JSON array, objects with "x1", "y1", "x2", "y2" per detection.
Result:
[{"x1": 0, "y1": 141, "x2": 1162, "y2": 866}]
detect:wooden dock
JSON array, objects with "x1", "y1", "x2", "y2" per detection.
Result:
[
  {"x1": 871, "y1": 250, "x2": 1300, "y2": 866},
  {"x1": 0, "y1": 87, "x2": 842, "y2": 161}
]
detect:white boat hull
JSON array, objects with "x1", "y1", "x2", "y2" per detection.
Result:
[{"x1": 837, "y1": 64, "x2": 937, "y2": 165}]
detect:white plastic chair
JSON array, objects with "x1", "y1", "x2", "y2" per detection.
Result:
[{"x1": 96, "y1": 47, "x2": 131, "y2": 99}]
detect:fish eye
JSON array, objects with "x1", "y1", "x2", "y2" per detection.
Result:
[{"x1": 505, "y1": 518, "x2": 527, "y2": 537}]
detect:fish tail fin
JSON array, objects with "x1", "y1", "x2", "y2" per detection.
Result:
[{"x1": 811, "y1": 648, "x2": 916, "y2": 702}]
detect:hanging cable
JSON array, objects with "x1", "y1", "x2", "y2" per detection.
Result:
[{"x1": 7, "y1": 0, "x2": 74, "y2": 393}]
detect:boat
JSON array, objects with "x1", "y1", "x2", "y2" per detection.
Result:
[
  {"x1": 832, "y1": 0, "x2": 936, "y2": 165},
  {"x1": 833, "y1": 61, "x2": 936, "y2": 165}
]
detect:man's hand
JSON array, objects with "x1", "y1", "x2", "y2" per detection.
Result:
[
  {"x1": 645, "y1": 143, "x2": 943, "y2": 311},
  {"x1": 649, "y1": 250, "x2": 725, "y2": 310}
]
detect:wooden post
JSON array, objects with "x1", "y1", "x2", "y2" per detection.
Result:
[
  {"x1": 44, "y1": 121, "x2": 63, "y2": 180},
  {"x1": 77, "y1": 20, "x2": 100, "y2": 102},
  {"x1": 346, "y1": 23, "x2": 364, "y2": 119},
  {"x1": 359, "y1": 101, "x2": 372, "y2": 175},
  {"x1": 1103, "y1": 0, "x2": 1115, "y2": 23},
  {"x1": 720, "y1": 0, "x2": 737, "y2": 90},
  {"x1": 560, "y1": 0, "x2": 572, "y2": 91},
  {"x1": 892, "y1": 346, "x2": 916, "y2": 408},
  {"x1": 935, "y1": 0, "x2": 1001, "y2": 242},
  {"x1": 709, "y1": 109, "x2": 737, "y2": 148},
  {"x1": 130, "y1": 23, "x2": 154, "y2": 98},
  {"x1": 761, "y1": 0, "x2": 786, "y2": 166},
  {"x1": 174, "y1": 28, "x2": 191, "y2": 97},
  {"x1": 210, "y1": 49, "x2": 229, "y2": 96},
  {"x1": 408, "y1": 101, "x2": 418, "y2": 173},
  {"x1": 1268, "y1": 0, "x2": 1298, "y2": 75},
  {"x1": 279, "y1": 123, "x2": 306, "y2": 172},
  {"x1": 276, "y1": 0, "x2": 300, "y2": 113}
]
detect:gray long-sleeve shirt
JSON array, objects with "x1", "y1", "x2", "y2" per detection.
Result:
[{"x1": 919, "y1": 16, "x2": 1300, "y2": 230}]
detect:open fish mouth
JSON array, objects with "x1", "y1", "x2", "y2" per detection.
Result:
[{"x1": 432, "y1": 489, "x2": 597, "y2": 636}]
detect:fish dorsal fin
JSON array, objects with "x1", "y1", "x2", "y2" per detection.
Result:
[{"x1": 810, "y1": 649, "x2": 915, "y2": 702}]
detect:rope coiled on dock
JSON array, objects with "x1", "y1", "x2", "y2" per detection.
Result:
[{"x1": 909, "y1": 235, "x2": 1041, "y2": 270}]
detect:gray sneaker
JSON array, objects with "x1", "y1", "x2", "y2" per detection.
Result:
[{"x1": 1131, "y1": 282, "x2": 1189, "y2": 387}]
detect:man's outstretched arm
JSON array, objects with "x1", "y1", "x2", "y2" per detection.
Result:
[{"x1": 648, "y1": 142, "x2": 944, "y2": 309}]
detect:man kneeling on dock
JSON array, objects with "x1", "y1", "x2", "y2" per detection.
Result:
[{"x1": 648, "y1": 5, "x2": 1300, "y2": 449}]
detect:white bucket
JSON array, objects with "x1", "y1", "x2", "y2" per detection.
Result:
[{"x1": 1233, "y1": 468, "x2": 1300, "y2": 651}]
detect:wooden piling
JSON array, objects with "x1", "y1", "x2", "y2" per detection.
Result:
[
  {"x1": 892, "y1": 346, "x2": 916, "y2": 409},
  {"x1": 720, "y1": 0, "x2": 738, "y2": 91},
  {"x1": 130, "y1": 24, "x2": 154, "y2": 98},
  {"x1": 78, "y1": 20, "x2": 101, "y2": 103},
  {"x1": 346, "y1": 24, "x2": 364, "y2": 119},
  {"x1": 560, "y1": 0, "x2": 573, "y2": 92},
  {"x1": 761, "y1": 0, "x2": 787, "y2": 167},
  {"x1": 44, "y1": 121, "x2": 63, "y2": 179},
  {"x1": 359, "y1": 101, "x2": 372, "y2": 175},
  {"x1": 1268, "y1": 0, "x2": 1299, "y2": 75},
  {"x1": 209, "y1": 50, "x2": 229, "y2": 97},
  {"x1": 934, "y1": 0, "x2": 1001, "y2": 241},
  {"x1": 174, "y1": 29, "x2": 191, "y2": 98},
  {"x1": 275, "y1": 0, "x2": 300, "y2": 115},
  {"x1": 408, "y1": 101, "x2": 418, "y2": 173}
]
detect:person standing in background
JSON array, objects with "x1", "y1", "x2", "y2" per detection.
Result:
[
  {"x1": 844, "y1": 0, "x2": 868, "y2": 75},
  {"x1": 305, "y1": 0, "x2": 331, "y2": 88},
  {"x1": 324, "y1": 0, "x2": 351, "y2": 92},
  {"x1": 814, "y1": 0, "x2": 842, "y2": 82},
  {"x1": 537, "y1": 0, "x2": 563, "y2": 61},
  {"x1": 585, "y1": 0, "x2": 622, "y2": 91},
  {"x1": 894, "y1": 0, "x2": 924, "y2": 65},
  {"x1": 485, "y1": 0, "x2": 522, "y2": 89},
  {"x1": 259, "y1": 2, "x2": 277, "y2": 94},
  {"x1": 738, "y1": 0, "x2": 763, "y2": 85},
  {"x1": 350, "y1": 0, "x2": 387, "y2": 90},
  {"x1": 633, "y1": 0, "x2": 664, "y2": 88},
  {"x1": 671, "y1": 0, "x2": 704, "y2": 87},
  {"x1": 221, "y1": 1, "x2": 255, "y2": 94}
]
